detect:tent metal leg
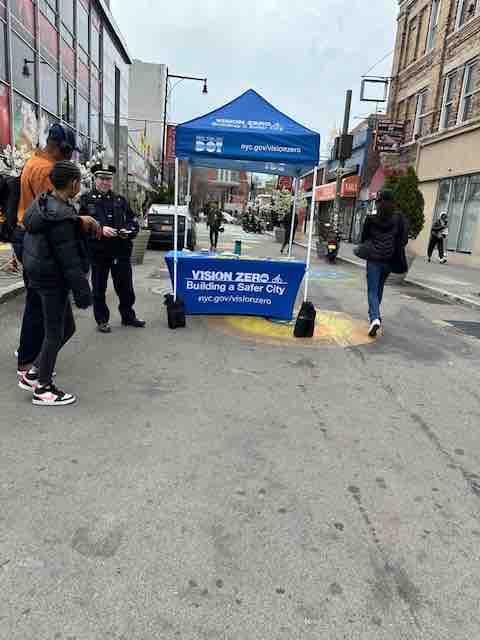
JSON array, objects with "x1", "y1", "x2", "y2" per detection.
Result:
[
  {"x1": 304, "y1": 166, "x2": 318, "y2": 302},
  {"x1": 173, "y1": 157, "x2": 179, "y2": 300}
]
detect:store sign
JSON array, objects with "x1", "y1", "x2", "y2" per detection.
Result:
[
  {"x1": 315, "y1": 182, "x2": 337, "y2": 202},
  {"x1": 277, "y1": 176, "x2": 293, "y2": 191},
  {"x1": 341, "y1": 175, "x2": 361, "y2": 197},
  {"x1": 375, "y1": 122, "x2": 405, "y2": 153},
  {"x1": 166, "y1": 125, "x2": 176, "y2": 163},
  {"x1": 315, "y1": 175, "x2": 360, "y2": 202}
]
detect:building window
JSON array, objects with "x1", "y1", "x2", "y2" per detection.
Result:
[
  {"x1": 91, "y1": 8, "x2": 100, "y2": 66},
  {"x1": 12, "y1": 34, "x2": 36, "y2": 99},
  {"x1": 90, "y1": 107, "x2": 99, "y2": 142},
  {"x1": 440, "y1": 73, "x2": 456, "y2": 130},
  {"x1": 39, "y1": 0, "x2": 57, "y2": 26},
  {"x1": 427, "y1": 0, "x2": 441, "y2": 50},
  {"x1": 77, "y1": 1, "x2": 89, "y2": 54},
  {"x1": 404, "y1": 16, "x2": 418, "y2": 67},
  {"x1": 455, "y1": 0, "x2": 478, "y2": 29},
  {"x1": 61, "y1": 39, "x2": 74, "y2": 81},
  {"x1": 457, "y1": 59, "x2": 480, "y2": 124},
  {"x1": 77, "y1": 92, "x2": 89, "y2": 136},
  {"x1": 61, "y1": 80, "x2": 74, "y2": 124},
  {"x1": 39, "y1": 12, "x2": 59, "y2": 66},
  {"x1": 0, "y1": 84, "x2": 10, "y2": 146},
  {"x1": 40, "y1": 62, "x2": 58, "y2": 115},
  {"x1": 60, "y1": 0, "x2": 74, "y2": 33},
  {"x1": 11, "y1": 0, "x2": 35, "y2": 45},
  {"x1": 0, "y1": 20, "x2": 7, "y2": 81},
  {"x1": 13, "y1": 93, "x2": 38, "y2": 149},
  {"x1": 413, "y1": 90, "x2": 428, "y2": 139}
]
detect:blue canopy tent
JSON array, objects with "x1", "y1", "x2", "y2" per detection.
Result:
[{"x1": 171, "y1": 89, "x2": 321, "y2": 302}]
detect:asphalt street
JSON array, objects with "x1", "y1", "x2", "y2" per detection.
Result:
[{"x1": 1, "y1": 225, "x2": 480, "y2": 639}]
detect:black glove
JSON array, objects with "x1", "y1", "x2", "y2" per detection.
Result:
[{"x1": 74, "y1": 292, "x2": 93, "y2": 309}]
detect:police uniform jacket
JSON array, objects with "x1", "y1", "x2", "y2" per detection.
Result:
[{"x1": 79, "y1": 189, "x2": 139, "y2": 258}]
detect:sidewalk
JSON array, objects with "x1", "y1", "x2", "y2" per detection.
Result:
[
  {"x1": 290, "y1": 233, "x2": 480, "y2": 309},
  {"x1": 0, "y1": 243, "x2": 24, "y2": 303}
]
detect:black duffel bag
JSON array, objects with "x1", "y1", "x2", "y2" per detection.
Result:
[
  {"x1": 294, "y1": 301, "x2": 316, "y2": 338},
  {"x1": 164, "y1": 294, "x2": 186, "y2": 329}
]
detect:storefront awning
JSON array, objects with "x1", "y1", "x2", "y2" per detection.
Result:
[{"x1": 315, "y1": 175, "x2": 360, "y2": 202}]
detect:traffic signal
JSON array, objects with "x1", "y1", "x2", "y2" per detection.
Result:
[{"x1": 334, "y1": 134, "x2": 353, "y2": 162}]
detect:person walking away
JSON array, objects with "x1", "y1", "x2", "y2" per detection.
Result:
[
  {"x1": 79, "y1": 163, "x2": 145, "y2": 334},
  {"x1": 13, "y1": 124, "x2": 98, "y2": 377},
  {"x1": 359, "y1": 190, "x2": 408, "y2": 338},
  {"x1": 427, "y1": 212, "x2": 448, "y2": 264},
  {"x1": 280, "y1": 206, "x2": 298, "y2": 254},
  {"x1": 207, "y1": 204, "x2": 223, "y2": 251},
  {"x1": 19, "y1": 162, "x2": 92, "y2": 406}
]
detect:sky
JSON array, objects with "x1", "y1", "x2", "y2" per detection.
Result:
[{"x1": 111, "y1": 0, "x2": 398, "y2": 155}]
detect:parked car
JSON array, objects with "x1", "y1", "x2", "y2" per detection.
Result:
[
  {"x1": 221, "y1": 212, "x2": 236, "y2": 224},
  {"x1": 144, "y1": 204, "x2": 197, "y2": 250}
]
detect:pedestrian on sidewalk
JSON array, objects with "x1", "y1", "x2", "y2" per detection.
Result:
[
  {"x1": 19, "y1": 161, "x2": 93, "y2": 406},
  {"x1": 13, "y1": 124, "x2": 99, "y2": 376},
  {"x1": 280, "y1": 206, "x2": 298, "y2": 254},
  {"x1": 357, "y1": 190, "x2": 408, "y2": 338},
  {"x1": 207, "y1": 203, "x2": 223, "y2": 252},
  {"x1": 427, "y1": 212, "x2": 448, "y2": 264}
]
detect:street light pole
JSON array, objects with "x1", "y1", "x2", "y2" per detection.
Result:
[
  {"x1": 332, "y1": 89, "x2": 352, "y2": 232},
  {"x1": 161, "y1": 69, "x2": 208, "y2": 186}
]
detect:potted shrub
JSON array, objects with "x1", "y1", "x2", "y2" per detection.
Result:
[
  {"x1": 131, "y1": 225, "x2": 151, "y2": 265},
  {"x1": 385, "y1": 167, "x2": 425, "y2": 281}
]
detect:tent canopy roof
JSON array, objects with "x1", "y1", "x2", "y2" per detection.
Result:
[{"x1": 175, "y1": 89, "x2": 320, "y2": 177}]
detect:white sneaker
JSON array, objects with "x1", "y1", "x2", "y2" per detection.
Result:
[
  {"x1": 368, "y1": 319, "x2": 381, "y2": 338},
  {"x1": 32, "y1": 384, "x2": 76, "y2": 406},
  {"x1": 18, "y1": 370, "x2": 39, "y2": 392},
  {"x1": 440, "y1": 258, "x2": 447, "y2": 264}
]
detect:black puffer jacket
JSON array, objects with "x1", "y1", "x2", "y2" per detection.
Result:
[
  {"x1": 23, "y1": 194, "x2": 92, "y2": 307},
  {"x1": 361, "y1": 213, "x2": 407, "y2": 263}
]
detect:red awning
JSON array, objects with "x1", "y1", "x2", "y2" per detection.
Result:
[{"x1": 315, "y1": 175, "x2": 360, "y2": 202}]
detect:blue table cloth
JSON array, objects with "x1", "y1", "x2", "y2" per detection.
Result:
[{"x1": 165, "y1": 251, "x2": 306, "y2": 320}]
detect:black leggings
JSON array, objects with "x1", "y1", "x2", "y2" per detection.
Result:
[
  {"x1": 210, "y1": 227, "x2": 219, "y2": 248},
  {"x1": 428, "y1": 236, "x2": 445, "y2": 260},
  {"x1": 34, "y1": 289, "x2": 76, "y2": 386}
]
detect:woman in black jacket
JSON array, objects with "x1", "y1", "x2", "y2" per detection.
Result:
[
  {"x1": 19, "y1": 161, "x2": 92, "y2": 406},
  {"x1": 361, "y1": 190, "x2": 408, "y2": 338}
]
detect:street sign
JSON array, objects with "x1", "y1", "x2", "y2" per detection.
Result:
[
  {"x1": 375, "y1": 121, "x2": 405, "y2": 153},
  {"x1": 277, "y1": 176, "x2": 293, "y2": 192}
]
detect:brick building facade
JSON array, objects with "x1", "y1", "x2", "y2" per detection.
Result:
[{"x1": 388, "y1": 0, "x2": 480, "y2": 258}]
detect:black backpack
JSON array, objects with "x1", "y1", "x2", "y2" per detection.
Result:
[{"x1": 0, "y1": 174, "x2": 21, "y2": 242}]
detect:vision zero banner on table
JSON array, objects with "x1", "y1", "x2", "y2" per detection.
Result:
[{"x1": 166, "y1": 255, "x2": 306, "y2": 320}]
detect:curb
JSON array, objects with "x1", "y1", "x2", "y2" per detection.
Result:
[
  {"x1": 336, "y1": 252, "x2": 480, "y2": 310},
  {"x1": 0, "y1": 280, "x2": 25, "y2": 304},
  {"x1": 292, "y1": 239, "x2": 480, "y2": 310}
]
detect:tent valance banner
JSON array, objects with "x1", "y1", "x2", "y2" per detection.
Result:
[{"x1": 175, "y1": 89, "x2": 320, "y2": 177}]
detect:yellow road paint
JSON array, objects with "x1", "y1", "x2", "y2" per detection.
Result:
[{"x1": 208, "y1": 310, "x2": 373, "y2": 348}]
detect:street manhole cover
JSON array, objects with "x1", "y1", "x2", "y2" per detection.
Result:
[
  {"x1": 401, "y1": 290, "x2": 451, "y2": 305},
  {"x1": 445, "y1": 321, "x2": 480, "y2": 339}
]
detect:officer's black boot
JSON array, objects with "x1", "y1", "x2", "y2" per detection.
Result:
[{"x1": 122, "y1": 317, "x2": 146, "y2": 328}]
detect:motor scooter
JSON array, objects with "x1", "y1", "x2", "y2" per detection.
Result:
[{"x1": 324, "y1": 224, "x2": 340, "y2": 263}]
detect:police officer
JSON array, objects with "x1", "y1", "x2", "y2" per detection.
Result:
[{"x1": 79, "y1": 163, "x2": 145, "y2": 333}]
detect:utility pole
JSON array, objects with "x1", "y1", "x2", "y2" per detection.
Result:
[{"x1": 332, "y1": 89, "x2": 352, "y2": 232}]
